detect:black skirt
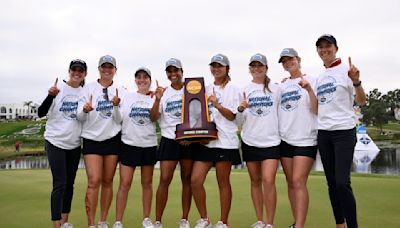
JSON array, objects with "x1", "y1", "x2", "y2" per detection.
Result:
[{"x1": 82, "y1": 132, "x2": 121, "y2": 156}]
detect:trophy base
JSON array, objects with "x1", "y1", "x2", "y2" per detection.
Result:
[{"x1": 175, "y1": 123, "x2": 218, "y2": 142}]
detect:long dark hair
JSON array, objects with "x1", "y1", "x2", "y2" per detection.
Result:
[
  {"x1": 263, "y1": 75, "x2": 271, "y2": 93},
  {"x1": 263, "y1": 65, "x2": 271, "y2": 93},
  {"x1": 221, "y1": 66, "x2": 231, "y2": 89}
]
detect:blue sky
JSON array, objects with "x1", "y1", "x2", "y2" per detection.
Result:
[{"x1": 1, "y1": 0, "x2": 399, "y2": 103}]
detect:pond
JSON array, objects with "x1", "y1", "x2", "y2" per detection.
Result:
[{"x1": 1, "y1": 147, "x2": 399, "y2": 175}]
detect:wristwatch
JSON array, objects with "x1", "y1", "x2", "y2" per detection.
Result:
[
  {"x1": 353, "y1": 81, "x2": 362, "y2": 87},
  {"x1": 237, "y1": 106, "x2": 244, "y2": 113}
]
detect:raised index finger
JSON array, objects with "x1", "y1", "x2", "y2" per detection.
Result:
[
  {"x1": 348, "y1": 56, "x2": 353, "y2": 67},
  {"x1": 116, "y1": 88, "x2": 119, "y2": 97},
  {"x1": 243, "y1": 92, "x2": 247, "y2": 100},
  {"x1": 89, "y1": 94, "x2": 92, "y2": 105},
  {"x1": 54, "y1": 78, "x2": 58, "y2": 87},
  {"x1": 156, "y1": 80, "x2": 160, "y2": 88}
]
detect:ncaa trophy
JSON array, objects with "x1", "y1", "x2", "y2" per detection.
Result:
[{"x1": 175, "y1": 77, "x2": 218, "y2": 141}]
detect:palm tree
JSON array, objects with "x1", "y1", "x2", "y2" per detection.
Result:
[{"x1": 24, "y1": 101, "x2": 33, "y2": 119}]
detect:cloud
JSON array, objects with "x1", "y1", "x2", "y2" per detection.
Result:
[{"x1": 1, "y1": 0, "x2": 399, "y2": 103}]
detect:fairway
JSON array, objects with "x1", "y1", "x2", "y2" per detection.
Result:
[{"x1": 0, "y1": 169, "x2": 399, "y2": 227}]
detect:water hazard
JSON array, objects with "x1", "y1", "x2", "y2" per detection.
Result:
[{"x1": 1, "y1": 147, "x2": 399, "y2": 175}]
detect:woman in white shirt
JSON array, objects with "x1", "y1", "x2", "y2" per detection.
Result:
[
  {"x1": 191, "y1": 54, "x2": 241, "y2": 228},
  {"x1": 78, "y1": 55, "x2": 123, "y2": 228},
  {"x1": 237, "y1": 53, "x2": 280, "y2": 228},
  {"x1": 112, "y1": 67, "x2": 157, "y2": 228},
  {"x1": 149, "y1": 58, "x2": 194, "y2": 228},
  {"x1": 315, "y1": 34, "x2": 366, "y2": 228},
  {"x1": 278, "y1": 48, "x2": 318, "y2": 228},
  {"x1": 38, "y1": 59, "x2": 86, "y2": 228}
]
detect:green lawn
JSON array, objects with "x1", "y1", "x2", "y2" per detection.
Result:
[
  {"x1": 381, "y1": 122, "x2": 400, "y2": 132},
  {"x1": 0, "y1": 169, "x2": 399, "y2": 227},
  {"x1": 0, "y1": 120, "x2": 45, "y2": 160}
]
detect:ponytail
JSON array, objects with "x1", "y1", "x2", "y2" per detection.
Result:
[
  {"x1": 264, "y1": 75, "x2": 271, "y2": 93},
  {"x1": 221, "y1": 66, "x2": 231, "y2": 89}
]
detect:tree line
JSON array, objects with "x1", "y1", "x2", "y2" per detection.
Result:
[{"x1": 361, "y1": 88, "x2": 400, "y2": 132}]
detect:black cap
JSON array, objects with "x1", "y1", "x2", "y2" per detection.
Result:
[
  {"x1": 316, "y1": 34, "x2": 338, "y2": 47},
  {"x1": 69, "y1": 59, "x2": 87, "y2": 71}
]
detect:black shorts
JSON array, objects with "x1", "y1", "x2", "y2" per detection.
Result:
[
  {"x1": 279, "y1": 140, "x2": 317, "y2": 159},
  {"x1": 120, "y1": 143, "x2": 157, "y2": 167},
  {"x1": 193, "y1": 146, "x2": 242, "y2": 165},
  {"x1": 241, "y1": 141, "x2": 280, "y2": 161},
  {"x1": 82, "y1": 132, "x2": 121, "y2": 156},
  {"x1": 157, "y1": 137, "x2": 194, "y2": 161}
]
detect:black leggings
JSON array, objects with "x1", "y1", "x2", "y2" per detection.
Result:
[
  {"x1": 46, "y1": 140, "x2": 81, "y2": 221},
  {"x1": 318, "y1": 128, "x2": 358, "y2": 228}
]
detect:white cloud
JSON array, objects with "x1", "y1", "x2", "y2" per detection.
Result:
[{"x1": 1, "y1": 0, "x2": 399, "y2": 103}]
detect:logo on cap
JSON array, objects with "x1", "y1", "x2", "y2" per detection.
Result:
[
  {"x1": 168, "y1": 59, "x2": 177, "y2": 64},
  {"x1": 213, "y1": 55, "x2": 224, "y2": 61},
  {"x1": 102, "y1": 55, "x2": 114, "y2": 61},
  {"x1": 253, "y1": 54, "x2": 263, "y2": 60}
]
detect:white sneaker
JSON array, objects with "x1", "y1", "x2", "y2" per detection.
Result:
[
  {"x1": 265, "y1": 224, "x2": 274, "y2": 228},
  {"x1": 61, "y1": 223, "x2": 73, "y2": 228},
  {"x1": 214, "y1": 221, "x2": 228, "y2": 228},
  {"x1": 251, "y1": 221, "x2": 264, "y2": 228},
  {"x1": 142, "y1": 218, "x2": 154, "y2": 228},
  {"x1": 154, "y1": 221, "x2": 163, "y2": 228},
  {"x1": 98, "y1": 221, "x2": 109, "y2": 228},
  {"x1": 179, "y1": 219, "x2": 190, "y2": 228},
  {"x1": 112, "y1": 221, "x2": 123, "y2": 228},
  {"x1": 195, "y1": 218, "x2": 211, "y2": 228}
]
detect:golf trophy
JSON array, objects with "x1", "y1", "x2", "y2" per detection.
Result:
[{"x1": 175, "y1": 77, "x2": 218, "y2": 141}]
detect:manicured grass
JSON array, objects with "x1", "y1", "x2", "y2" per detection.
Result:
[
  {"x1": 0, "y1": 169, "x2": 399, "y2": 227},
  {"x1": 0, "y1": 146, "x2": 44, "y2": 160},
  {"x1": 0, "y1": 120, "x2": 45, "y2": 136},
  {"x1": 0, "y1": 120, "x2": 34, "y2": 136},
  {"x1": 382, "y1": 122, "x2": 400, "y2": 132},
  {"x1": 0, "y1": 120, "x2": 46, "y2": 160}
]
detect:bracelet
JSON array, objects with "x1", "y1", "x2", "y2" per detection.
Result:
[
  {"x1": 237, "y1": 106, "x2": 244, "y2": 113},
  {"x1": 353, "y1": 81, "x2": 362, "y2": 87}
]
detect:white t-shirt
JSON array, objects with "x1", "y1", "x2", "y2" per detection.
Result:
[
  {"x1": 44, "y1": 82, "x2": 84, "y2": 150},
  {"x1": 78, "y1": 81, "x2": 124, "y2": 141},
  {"x1": 278, "y1": 76, "x2": 318, "y2": 146},
  {"x1": 316, "y1": 61, "x2": 356, "y2": 130},
  {"x1": 158, "y1": 85, "x2": 183, "y2": 139},
  {"x1": 205, "y1": 82, "x2": 240, "y2": 149},
  {"x1": 120, "y1": 92, "x2": 157, "y2": 147},
  {"x1": 239, "y1": 82, "x2": 281, "y2": 148}
]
